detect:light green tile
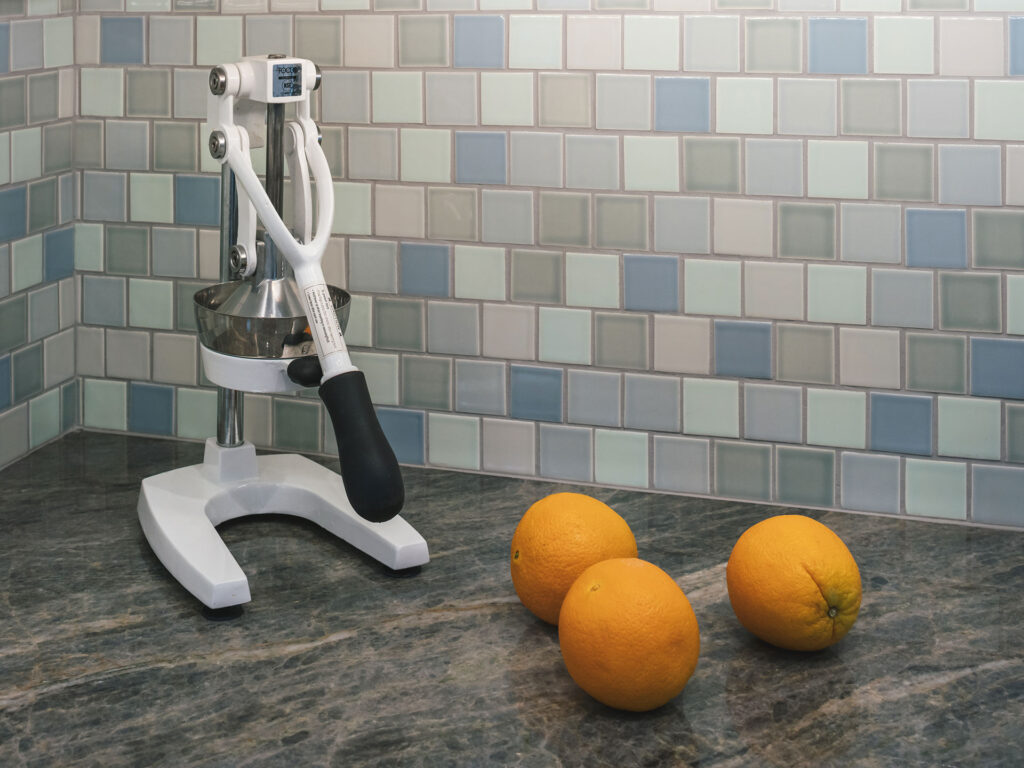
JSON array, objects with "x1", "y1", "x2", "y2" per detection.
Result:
[
  {"x1": 349, "y1": 351, "x2": 399, "y2": 406},
  {"x1": 83, "y1": 378, "x2": 127, "y2": 431},
  {"x1": 372, "y1": 72, "x2": 423, "y2": 124},
  {"x1": 566, "y1": 252, "x2": 619, "y2": 308},
  {"x1": 428, "y1": 413, "x2": 480, "y2": 470},
  {"x1": 623, "y1": 136, "x2": 679, "y2": 192},
  {"x1": 454, "y1": 245, "x2": 505, "y2": 301},
  {"x1": 905, "y1": 459, "x2": 967, "y2": 520},
  {"x1": 481, "y1": 73, "x2": 534, "y2": 126},
  {"x1": 176, "y1": 388, "x2": 217, "y2": 440},
  {"x1": 594, "y1": 313, "x2": 648, "y2": 369},
  {"x1": 29, "y1": 388, "x2": 60, "y2": 448},
  {"x1": 0, "y1": 133, "x2": 9, "y2": 186},
  {"x1": 778, "y1": 202, "x2": 835, "y2": 260},
  {"x1": 906, "y1": 333, "x2": 966, "y2": 393},
  {"x1": 126, "y1": 69, "x2": 172, "y2": 118},
  {"x1": 295, "y1": 15, "x2": 343, "y2": 67},
  {"x1": 80, "y1": 68, "x2": 124, "y2": 118},
  {"x1": 683, "y1": 378, "x2": 739, "y2": 438},
  {"x1": 399, "y1": 15, "x2": 450, "y2": 67},
  {"x1": 595, "y1": 195, "x2": 648, "y2": 251},
  {"x1": 777, "y1": 324, "x2": 834, "y2": 385},
  {"x1": 12, "y1": 236, "x2": 43, "y2": 293},
  {"x1": 807, "y1": 265, "x2": 867, "y2": 325},
  {"x1": 683, "y1": 137, "x2": 740, "y2": 194},
  {"x1": 333, "y1": 182, "x2": 372, "y2": 235},
  {"x1": 273, "y1": 398, "x2": 321, "y2": 454},
  {"x1": 539, "y1": 307, "x2": 591, "y2": 365},
  {"x1": 509, "y1": 14, "x2": 561, "y2": 69},
  {"x1": 128, "y1": 279, "x2": 174, "y2": 329},
  {"x1": 43, "y1": 17, "x2": 75, "y2": 69},
  {"x1": 716, "y1": 77, "x2": 773, "y2": 134},
  {"x1": 74, "y1": 223, "x2": 104, "y2": 271},
  {"x1": 874, "y1": 143, "x2": 933, "y2": 202},
  {"x1": 1008, "y1": 275, "x2": 1024, "y2": 335},
  {"x1": 975, "y1": 81, "x2": 1024, "y2": 141},
  {"x1": 807, "y1": 389, "x2": 865, "y2": 449},
  {"x1": 196, "y1": 17, "x2": 244, "y2": 67},
  {"x1": 715, "y1": 441, "x2": 771, "y2": 501},
  {"x1": 538, "y1": 192, "x2": 589, "y2": 248},
  {"x1": 776, "y1": 446, "x2": 835, "y2": 508},
  {"x1": 973, "y1": 210, "x2": 1024, "y2": 270},
  {"x1": 874, "y1": 16, "x2": 933, "y2": 75},
  {"x1": 129, "y1": 173, "x2": 174, "y2": 224},
  {"x1": 937, "y1": 396, "x2": 1001, "y2": 460},
  {"x1": 11, "y1": 127, "x2": 41, "y2": 183},
  {"x1": 939, "y1": 273, "x2": 1001, "y2": 332},
  {"x1": 745, "y1": 17, "x2": 801, "y2": 73},
  {"x1": 594, "y1": 429, "x2": 649, "y2": 488},
  {"x1": 400, "y1": 129, "x2": 451, "y2": 183},
  {"x1": 153, "y1": 122, "x2": 198, "y2": 173},
  {"x1": 808, "y1": 140, "x2": 868, "y2": 199},
  {"x1": 402, "y1": 355, "x2": 451, "y2": 410},
  {"x1": 345, "y1": 294, "x2": 372, "y2": 347},
  {"x1": 842, "y1": 80, "x2": 901, "y2": 136},
  {"x1": 684, "y1": 259, "x2": 741, "y2": 316}
]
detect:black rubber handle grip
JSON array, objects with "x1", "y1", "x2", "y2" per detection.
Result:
[{"x1": 319, "y1": 371, "x2": 405, "y2": 523}]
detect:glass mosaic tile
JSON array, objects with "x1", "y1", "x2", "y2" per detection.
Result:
[
  {"x1": 841, "y1": 452, "x2": 900, "y2": 514},
  {"x1": 377, "y1": 408, "x2": 425, "y2": 465},
  {"x1": 594, "y1": 429, "x2": 648, "y2": 488},
  {"x1": 683, "y1": 137, "x2": 740, "y2": 194},
  {"x1": 745, "y1": 17, "x2": 801, "y2": 73},
  {"x1": 872, "y1": 270, "x2": 933, "y2": 329},
  {"x1": 565, "y1": 135, "x2": 618, "y2": 190},
  {"x1": 777, "y1": 446, "x2": 835, "y2": 508},
  {"x1": 654, "y1": 196, "x2": 708, "y2": 255},
  {"x1": 426, "y1": 301, "x2": 478, "y2": 356},
  {"x1": 971, "y1": 338, "x2": 1024, "y2": 400},
  {"x1": 539, "y1": 307, "x2": 590, "y2": 365},
  {"x1": 481, "y1": 418, "x2": 535, "y2": 476},
  {"x1": 972, "y1": 467, "x2": 1024, "y2": 527},
  {"x1": 684, "y1": 378, "x2": 739, "y2": 438},
  {"x1": 454, "y1": 15, "x2": 504, "y2": 68},
  {"x1": 939, "y1": 273, "x2": 1001, "y2": 332},
  {"x1": 715, "y1": 441, "x2": 771, "y2": 501},
  {"x1": 596, "y1": 74, "x2": 651, "y2": 131},
  {"x1": 746, "y1": 139, "x2": 803, "y2": 197},
  {"x1": 973, "y1": 210, "x2": 1024, "y2": 269},
  {"x1": 653, "y1": 436, "x2": 709, "y2": 494},
  {"x1": 482, "y1": 303, "x2": 535, "y2": 361},
  {"x1": 537, "y1": 73, "x2": 590, "y2": 128},
  {"x1": 905, "y1": 458, "x2": 966, "y2": 520},
  {"x1": 684, "y1": 15, "x2": 739, "y2": 72},
  {"x1": 594, "y1": 312, "x2": 647, "y2": 369},
  {"x1": 777, "y1": 324, "x2": 834, "y2": 385},
  {"x1": 539, "y1": 423, "x2": 592, "y2": 482},
  {"x1": 402, "y1": 355, "x2": 451, "y2": 411},
  {"x1": 744, "y1": 383, "x2": 802, "y2": 444},
  {"x1": 874, "y1": 16, "x2": 933, "y2": 74},
  {"x1": 937, "y1": 396, "x2": 1001, "y2": 460},
  {"x1": 654, "y1": 77, "x2": 709, "y2": 133},
  {"x1": 481, "y1": 189, "x2": 533, "y2": 245},
  {"x1": 778, "y1": 78, "x2": 836, "y2": 136},
  {"x1": 83, "y1": 378, "x2": 126, "y2": 431},
  {"x1": 427, "y1": 188, "x2": 477, "y2": 242},
  {"x1": 778, "y1": 203, "x2": 836, "y2": 260},
  {"x1": 842, "y1": 79, "x2": 900, "y2": 136},
  {"x1": 508, "y1": 14, "x2": 561, "y2": 70},
  {"x1": 455, "y1": 359, "x2": 505, "y2": 416},
  {"x1": 566, "y1": 14, "x2": 621, "y2": 70},
  {"x1": 374, "y1": 297, "x2": 424, "y2": 351},
  {"x1": 714, "y1": 320, "x2": 771, "y2": 380}
]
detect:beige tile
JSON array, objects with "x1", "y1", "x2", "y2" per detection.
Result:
[{"x1": 374, "y1": 185, "x2": 425, "y2": 238}]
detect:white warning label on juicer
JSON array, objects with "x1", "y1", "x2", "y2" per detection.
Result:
[{"x1": 304, "y1": 283, "x2": 346, "y2": 357}]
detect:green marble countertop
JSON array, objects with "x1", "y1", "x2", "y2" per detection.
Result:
[{"x1": 1, "y1": 432, "x2": 1021, "y2": 767}]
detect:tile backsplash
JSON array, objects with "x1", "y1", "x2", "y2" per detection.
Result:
[{"x1": 2, "y1": 1, "x2": 1024, "y2": 529}]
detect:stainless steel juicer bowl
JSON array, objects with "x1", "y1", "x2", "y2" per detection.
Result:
[{"x1": 195, "y1": 281, "x2": 351, "y2": 359}]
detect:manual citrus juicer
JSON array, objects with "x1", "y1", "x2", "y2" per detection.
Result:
[{"x1": 138, "y1": 55, "x2": 429, "y2": 610}]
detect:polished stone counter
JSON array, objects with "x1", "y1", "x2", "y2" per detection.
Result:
[{"x1": 1, "y1": 432, "x2": 1021, "y2": 767}]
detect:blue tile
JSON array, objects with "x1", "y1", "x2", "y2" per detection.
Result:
[
  {"x1": 0, "y1": 23, "x2": 9, "y2": 75},
  {"x1": 43, "y1": 227, "x2": 75, "y2": 283},
  {"x1": 400, "y1": 242, "x2": 450, "y2": 298},
  {"x1": 971, "y1": 338, "x2": 1024, "y2": 400},
  {"x1": 623, "y1": 374, "x2": 679, "y2": 432},
  {"x1": 841, "y1": 452, "x2": 901, "y2": 514},
  {"x1": 1012, "y1": 18, "x2": 1024, "y2": 76},
  {"x1": 938, "y1": 145, "x2": 1001, "y2": 206},
  {"x1": 653, "y1": 435, "x2": 709, "y2": 494},
  {"x1": 568, "y1": 369, "x2": 620, "y2": 427},
  {"x1": 870, "y1": 393, "x2": 933, "y2": 456},
  {"x1": 0, "y1": 187, "x2": 27, "y2": 242},
  {"x1": 455, "y1": 359, "x2": 506, "y2": 415},
  {"x1": 809, "y1": 18, "x2": 868, "y2": 74},
  {"x1": 12, "y1": 344, "x2": 42, "y2": 403},
  {"x1": 174, "y1": 176, "x2": 219, "y2": 227},
  {"x1": 714, "y1": 320, "x2": 772, "y2": 379},
  {"x1": 624, "y1": 254, "x2": 679, "y2": 313},
  {"x1": 377, "y1": 407, "x2": 425, "y2": 465},
  {"x1": 82, "y1": 172, "x2": 127, "y2": 223},
  {"x1": 654, "y1": 77, "x2": 710, "y2": 133},
  {"x1": 509, "y1": 364, "x2": 562, "y2": 423},
  {"x1": 455, "y1": 132, "x2": 506, "y2": 185},
  {"x1": 81, "y1": 275, "x2": 126, "y2": 327},
  {"x1": 129, "y1": 382, "x2": 173, "y2": 435},
  {"x1": 454, "y1": 15, "x2": 504, "y2": 69},
  {"x1": 871, "y1": 270, "x2": 933, "y2": 329},
  {"x1": 101, "y1": 18, "x2": 145, "y2": 65},
  {"x1": 744, "y1": 384, "x2": 801, "y2": 443},
  {"x1": 972, "y1": 466, "x2": 1024, "y2": 527},
  {"x1": 0, "y1": 355, "x2": 10, "y2": 411},
  {"x1": 906, "y1": 209, "x2": 967, "y2": 269},
  {"x1": 539, "y1": 424, "x2": 592, "y2": 482}
]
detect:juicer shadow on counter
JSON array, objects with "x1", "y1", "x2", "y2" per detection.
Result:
[{"x1": 138, "y1": 55, "x2": 429, "y2": 611}]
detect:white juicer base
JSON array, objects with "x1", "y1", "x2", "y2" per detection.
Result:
[{"x1": 138, "y1": 439, "x2": 429, "y2": 609}]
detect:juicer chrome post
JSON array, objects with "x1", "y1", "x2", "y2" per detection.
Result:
[{"x1": 216, "y1": 162, "x2": 244, "y2": 448}]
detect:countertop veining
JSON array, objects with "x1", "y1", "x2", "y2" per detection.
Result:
[{"x1": 1, "y1": 432, "x2": 1021, "y2": 767}]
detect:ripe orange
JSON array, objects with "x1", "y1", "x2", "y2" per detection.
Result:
[
  {"x1": 510, "y1": 493, "x2": 637, "y2": 625},
  {"x1": 558, "y1": 558, "x2": 700, "y2": 712},
  {"x1": 726, "y1": 515, "x2": 862, "y2": 652}
]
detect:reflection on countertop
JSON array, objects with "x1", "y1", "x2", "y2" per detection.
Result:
[{"x1": 1, "y1": 432, "x2": 1021, "y2": 767}]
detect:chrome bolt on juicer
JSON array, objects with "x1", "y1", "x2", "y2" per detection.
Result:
[{"x1": 137, "y1": 56, "x2": 429, "y2": 610}]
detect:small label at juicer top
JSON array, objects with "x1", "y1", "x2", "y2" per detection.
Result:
[{"x1": 272, "y1": 63, "x2": 303, "y2": 98}]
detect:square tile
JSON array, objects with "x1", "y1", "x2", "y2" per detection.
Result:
[
  {"x1": 511, "y1": 249, "x2": 561, "y2": 304},
  {"x1": 683, "y1": 378, "x2": 739, "y2": 438},
  {"x1": 906, "y1": 333, "x2": 966, "y2": 395},
  {"x1": 568, "y1": 369, "x2": 620, "y2": 427},
  {"x1": 509, "y1": 364, "x2": 562, "y2": 423},
  {"x1": 566, "y1": 252, "x2": 618, "y2": 309},
  {"x1": 374, "y1": 297, "x2": 424, "y2": 351},
  {"x1": 716, "y1": 78, "x2": 773, "y2": 134},
  {"x1": 595, "y1": 429, "x2": 648, "y2": 488},
  {"x1": 655, "y1": 77, "x2": 710, "y2": 133},
  {"x1": 150, "y1": 17, "x2": 193, "y2": 65},
  {"x1": 509, "y1": 14, "x2": 561, "y2": 69},
  {"x1": 481, "y1": 189, "x2": 533, "y2": 245},
  {"x1": 939, "y1": 273, "x2": 1001, "y2": 332},
  {"x1": 595, "y1": 195, "x2": 648, "y2": 252},
  {"x1": 975, "y1": 81, "x2": 1024, "y2": 142},
  {"x1": 874, "y1": 16, "x2": 933, "y2": 74},
  {"x1": 349, "y1": 240, "x2": 397, "y2": 294},
  {"x1": 684, "y1": 259, "x2": 740, "y2": 317},
  {"x1": 400, "y1": 243, "x2": 449, "y2": 298},
  {"x1": 624, "y1": 14, "x2": 679, "y2": 71},
  {"x1": 839, "y1": 327, "x2": 899, "y2": 389},
  {"x1": 807, "y1": 388, "x2": 865, "y2": 449},
  {"x1": 566, "y1": 14, "x2": 621, "y2": 70},
  {"x1": 746, "y1": 17, "x2": 801, "y2": 73},
  {"x1": 455, "y1": 359, "x2": 505, "y2": 416},
  {"x1": 870, "y1": 393, "x2": 933, "y2": 456},
  {"x1": 273, "y1": 398, "x2": 320, "y2": 454},
  {"x1": 481, "y1": 73, "x2": 534, "y2": 126},
  {"x1": 481, "y1": 303, "x2": 535, "y2": 362},
  {"x1": 624, "y1": 373, "x2": 679, "y2": 432},
  {"x1": 872, "y1": 270, "x2": 932, "y2": 329},
  {"x1": 371, "y1": 72, "x2": 423, "y2": 124},
  {"x1": 539, "y1": 424, "x2": 592, "y2": 482},
  {"x1": 174, "y1": 176, "x2": 219, "y2": 227},
  {"x1": 482, "y1": 418, "x2": 535, "y2": 476},
  {"x1": 905, "y1": 459, "x2": 966, "y2": 520},
  {"x1": 715, "y1": 441, "x2": 771, "y2": 501},
  {"x1": 808, "y1": 140, "x2": 868, "y2": 199},
  {"x1": 744, "y1": 383, "x2": 801, "y2": 443},
  {"x1": 455, "y1": 132, "x2": 506, "y2": 185},
  {"x1": 538, "y1": 73, "x2": 591, "y2": 128},
  {"x1": 807, "y1": 265, "x2": 866, "y2": 325},
  {"x1": 538, "y1": 192, "x2": 589, "y2": 248},
  {"x1": 83, "y1": 378, "x2": 126, "y2": 431},
  {"x1": 322, "y1": 72, "x2": 370, "y2": 125},
  {"x1": 128, "y1": 383, "x2": 174, "y2": 436},
  {"x1": 653, "y1": 436, "x2": 709, "y2": 494},
  {"x1": 939, "y1": 17, "x2": 1003, "y2": 76},
  {"x1": 906, "y1": 209, "x2": 966, "y2": 269},
  {"x1": 510, "y1": 132, "x2": 562, "y2": 188},
  {"x1": 841, "y1": 79, "x2": 900, "y2": 136},
  {"x1": 565, "y1": 135, "x2": 618, "y2": 190},
  {"x1": 971, "y1": 338, "x2": 1024, "y2": 400},
  {"x1": 778, "y1": 78, "x2": 837, "y2": 136},
  {"x1": 377, "y1": 407, "x2": 425, "y2": 465},
  {"x1": 427, "y1": 188, "x2": 477, "y2": 242},
  {"x1": 653, "y1": 316, "x2": 710, "y2": 375},
  {"x1": 683, "y1": 137, "x2": 740, "y2": 194},
  {"x1": 454, "y1": 245, "x2": 504, "y2": 301},
  {"x1": 539, "y1": 307, "x2": 591, "y2": 365},
  {"x1": 454, "y1": 14, "x2": 504, "y2": 68},
  {"x1": 809, "y1": 17, "x2": 867, "y2": 74},
  {"x1": 907, "y1": 79, "x2": 968, "y2": 139},
  {"x1": 777, "y1": 447, "x2": 835, "y2": 508},
  {"x1": 11, "y1": 343, "x2": 42, "y2": 403},
  {"x1": 347, "y1": 128, "x2": 397, "y2": 181},
  {"x1": 245, "y1": 15, "x2": 292, "y2": 57},
  {"x1": 623, "y1": 254, "x2": 677, "y2": 313},
  {"x1": 714, "y1": 320, "x2": 771, "y2": 379},
  {"x1": 840, "y1": 452, "x2": 900, "y2": 514},
  {"x1": 937, "y1": 396, "x2": 1001, "y2": 461},
  {"x1": 875, "y1": 143, "x2": 934, "y2": 202},
  {"x1": 840, "y1": 203, "x2": 901, "y2": 264},
  {"x1": 744, "y1": 262, "x2": 803, "y2": 321},
  {"x1": 594, "y1": 313, "x2": 648, "y2": 369},
  {"x1": 972, "y1": 466, "x2": 1024, "y2": 527},
  {"x1": 777, "y1": 324, "x2": 834, "y2": 385},
  {"x1": 1009, "y1": 276, "x2": 1024, "y2": 335},
  {"x1": 713, "y1": 199, "x2": 773, "y2": 258},
  {"x1": 624, "y1": 136, "x2": 678, "y2": 192},
  {"x1": 596, "y1": 74, "x2": 651, "y2": 131},
  {"x1": 82, "y1": 275, "x2": 125, "y2": 327},
  {"x1": 684, "y1": 15, "x2": 739, "y2": 72},
  {"x1": 779, "y1": 203, "x2": 835, "y2": 260},
  {"x1": 402, "y1": 355, "x2": 451, "y2": 411},
  {"x1": 746, "y1": 139, "x2": 802, "y2": 197},
  {"x1": 974, "y1": 210, "x2": 1024, "y2": 269},
  {"x1": 939, "y1": 145, "x2": 1001, "y2": 207},
  {"x1": 654, "y1": 196, "x2": 708, "y2": 255},
  {"x1": 426, "y1": 300, "x2": 477, "y2": 355}
]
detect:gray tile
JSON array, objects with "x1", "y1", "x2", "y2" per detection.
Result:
[
  {"x1": 779, "y1": 202, "x2": 835, "y2": 260},
  {"x1": 151, "y1": 332, "x2": 196, "y2": 386},
  {"x1": 0, "y1": 294, "x2": 25, "y2": 356},
  {"x1": 565, "y1": 135, "x2": 618, "y2": 190},
  {"x1": 907, "y1": 79, "x2": 968, "y2": 138},
  {"x1": 28, "y1": 284, "x2": 59, "y2": 343},
  {"x1": 374, "y1": 297, "x2": 424, "y2": 351},
  {"x1": 0, "y1": 76, "x2": 26, "y2": 131},
  {"x1": 105, "y1": 329, "x2": 150, "y2": 380},
  {"x1": 427, "y1": 301, "x2": 479, "y2": 356},
  {"x1": 511, "y1": 249, "x2": 561, "y2": 304},
  {"x1": 972, "y1": 466, "x2": 1024, "y2": 527},
  {"x1": 43, "y1": 328, "x2": 74, "y2": 389},
  {"x1": 28, "y1": 72, "x2": 59, "y2": 125},
  {"x1": 538, "y1": 192, "x2": 590, "y2": 248},
  {"x1": 81, "y1": 275, "x2": 125, "y2": 327},
  {"x1": 126, "y1": 69, "x2": 171, "y2": 118},
  {"x1": 840, "y1": 203, "x2": 901, "y2": 263},
  {"x1": 745, "y1": 138, "x2": 803, "y2": 196},
  {"x1": 1007, "y1": 404, "x2": 1024, "y2": 463},
  {"x1": 75, "y1": 326, "x2": 105, "y2": 377},
  {"x1": 777, "y1": 446, "x2": 835, "y2": 507},
  {"x1": 623, "y1": 373, "x2": 679, "y2": 432},
  {"x1": 595, "y1": 195, "x2": 648, "y2": 251},
  {"x1": 841, "y1": 79, "x2": 900, "y2": 135},
  {"x1": 426, "y1": 188, "x2": 478, "y2": 242},
  {"x1": 243, "y1": 393, "x2": 272, "y2": 449},
  {"x1": 82, "y1": 172, "x2": 126, "y2": 222},
  {"x1": 43, "y1": 123, "x2": 73, "y2": 175},
  {"x1": 322, "y1": 71, "x2": 370, "y2": 125},
  {"x1": 61, "y1": 380, "x2": 78, "y2": 432},
  {"x1": 482, "y1": 418, "x2": 535, "y2": 476},
  {"x1": 11, "y1": 20, "x2": 42, "y2": 71},
  {"x1": 744, "y1": 383, "x2": 802, "y2": 443},
  {"x1": 654, "y1": 196, "x2": 709, "y2": 254},
  {"x1": 482, "y1": 303, "x2": 535, "y2": 360},
  {"x1": 0, "y1": 246, "x2": 9, "y2": 299},
  {"x1": 875, "y1": 143, "x2": 933, "y2": 202},
  {"x1": 538, "y1": 72, "x2": 591, "y2": 128},
  {"x1": 568, "y1": 369, "x2": 620, "y2": 427},
  {"x1": 715, "y1": 441, "x2": 771, "y2": 501},
  {"x1": 74, "y1": 121, "x2": 104, "y2": 169},
  {"x1": 872, "y1": 269, "x2": 933, "y2": 328},
  {"x1": 777, "y1": 324, "x2": 834, "y2": 384},
  {"x1": 481, "y1": 189, "x2": 533, "y2": 245},
  {"x1": 152, "y1": 228, "x2": 196, "y2": 278},
  {"x1": 28, "y1": 179, "x2": 57, "y2": 233},
  {"x1": 455, "y1": 359, "x2": 505, "y2": 415},
  {"x1": 940, "y1": 145, "x2": 1001, "y2": 206},
  {"x1": 973, "y1": 210, "x2": 1024, "y2": 269},
  {"x1": 841, "y1": 452, "x2": 901, "y2": 514},
  {"x1": 12, "y1": 343, "x2": 42, "y2": 403},
  {"x1": 399, "y1": 15, "x2": 449, "y2": 67},
  {"x1": 246, "y1": 16, "x2": 293, "y2": 57},
  {"x1": 510, "y1": 132, "x2": 562, "y2": 188},
  {"x1": 106, "y1": 226, "x2": 149, "y2": 276},
  {"x1": 426, "y1": 72, "x2": 477, "y2": 126},
  {"x1": 596, "y1": 73, "x2": 651, "y2": 131},
  {"x1": 595, "y1": 313, "x2": 648, "y2": 369},
  {"x1": 347, "y1": 127, "x2": 398, "y2": 181},
  {"x1": 150, "y1": 17, "x2": 193, "y2": 65},
  {"x1": 683, "y1": 137, "x2": 740, "y2": 193},
  {"x1": 173, "y1": 70, "x2": 208, "y2": 119},
  {"x1": 402, "y1": 355, "x2": 451, "y2": 410},
  {"x1": 0, "y1": 405, "x2": 28, "y2": 467},
  {"x1": 349, "y1": 239, "x2": 397, "y2": 294},
  {"x1": 906, "y1": 333, "x2": 966, "y2": 394},
  {"x1": 653, "y1": 435, "x2": 709, "y2": 494},
  {"x1": 295, "y1": 15, "x2": 342, "y2": 67},
  {"x1": 939, "y1": 273, "x2": 1001, "y2": 332},
  {"x1": 538, "y1": 424, "x2": 593, "y2": 482}
]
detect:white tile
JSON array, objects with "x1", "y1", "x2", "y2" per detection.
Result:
[
  {"x1": 716, "y1": 78, "x2": 773, "y2": 134},
  {"x1": 566, "y1": 15, "x2": 622, "y2": 70},
  {"x1": 480, "y1": 73, "x2": 535, "y2": 126},
  {"x1": 939, "y1": 17, "x2": 1004, "y2": 76},
  {"x1": 874, "y1": 16, "x2": 933, "y2": 75},
  {"x1": 509, "y1": 15, "x2": 562, "y2": 69},
  {"x1": 684, "y1": 15, "x2": 739, "y2": 72},
  {"x1": 624, "y1": 136, "x2": 679, "y2": 192},
  {"x1": 624, "y1": 15, "x2": 680, "y2": 71},
  {"x1": 713, "y1": 198, "x2": 773, "y2": 258}
]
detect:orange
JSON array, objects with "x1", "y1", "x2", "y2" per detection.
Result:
[
  {"x1": 510, "y1": 493, "x2": 637, "y2": 625},
  {"x1": 726, "y1": 515, "x2": 862, "y2": 652},
  {"x1": 558, "y1": 558, "x2": 700, "y2": 712}
]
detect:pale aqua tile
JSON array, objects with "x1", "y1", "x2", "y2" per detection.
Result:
[
  {"x1": 975, "y1": 81, "x2": 1024, "y2": 141},
  {"x1": 808, "y1": 139, "x2": 868, "y2": 198},
  {"x1": 129, "y1": 173, "x2": 174, "y2": 224},
  {"x1": 905, "y1": 459, "x2": 967, "y2": 520},
  {"x1": 684, "y1": 259, "x2": 741, "y2": 316},
  {"x1": 12, "y1": 235, "x2": 42, "y2": 293},
  {"x1": 594, "y1": 429, "x2": 649, "y2": 488},
  {"x1": 428, "y1": 412, "x2": 480, "y2": 469},
  {"x1": 74, "y1": 223, "x2": 104, "y2": 271},
  {"x1": 538, "y1": 307, "x2": 591, "y2": 365},
  {"x1": 807, "y1": 388, "x2": 866, "y2": 449},
  {"x1": 175, "y1": 388, "x2": 216, "y2": 440},
  {"x1": 683, "y1": 378, "x2": 739, "y2": 438},
  {"x1": 566, "y1": 251, "x2": 619, "y2": 308},
  {"x1": 83, "y1": 378, "x2": 127, "y2": 430},
  {"x1": 11, "y1": 127, "x2": 41, "y2": 183},
  {"x1": 807, "y1": 265, "x2": 867, "y2": 325},
  {"x1": 80, "y1": 68, "x2": 123, "y2": 117},
  {"x1": 128, "y1": 279, "x2": 173, "y2": 329},
  {"x1": 196, "y1": 17, "x2": 244, "y2": 66},
  {"x1": 937, "y1": 396, "x2": 1001, "y2": 460},
  {"x1": 29, "y1": 387, "x2": 60, "y2": 448},
  {"x1": 453, "y1": 245, "x2": 504, "y2": 300}
]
